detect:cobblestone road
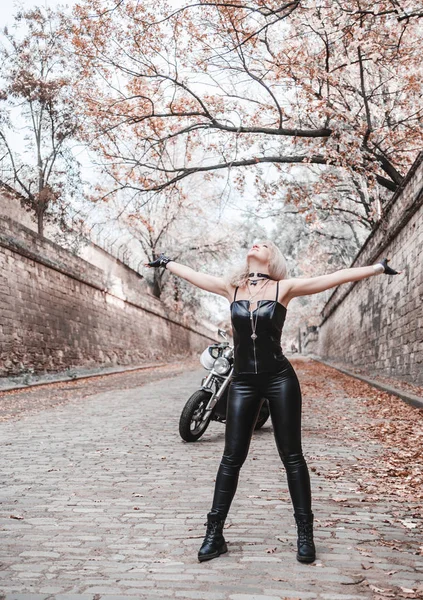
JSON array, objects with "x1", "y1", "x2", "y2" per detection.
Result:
[{"x1": 1, "y1": 357, "x2": 422, "y2": 600}]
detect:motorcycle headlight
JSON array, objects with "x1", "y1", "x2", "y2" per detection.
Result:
[
  {"x1": 213, "y1": 357, "x2": 230, "y2": 375},
  {"x1": 200, "y1": 348, "x2": 216, "y2": 370}
]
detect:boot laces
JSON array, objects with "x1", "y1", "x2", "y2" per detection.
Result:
[
  {"x1": 203, "y1": 519, "x2": 223, "y2": 541},
  {"x1": 297, "y1": 521, "x2": 314, "y2": 545}
]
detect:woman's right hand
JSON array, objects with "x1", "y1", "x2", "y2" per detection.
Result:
[{"x1": 144, "y1": 253, "x2": 174, "y2": 269}]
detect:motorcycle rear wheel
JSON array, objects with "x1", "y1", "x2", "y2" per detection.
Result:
[
  {"x1": 179, "y1": 389, "x2": 213, "y2": 442},
  {"x1": 255, "y1": 398, "x2": 270, "y2": 430}
]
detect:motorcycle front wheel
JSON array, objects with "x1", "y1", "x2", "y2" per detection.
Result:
[{"x1": 179, "y1": 389, "x2": 213, "y2": 442}]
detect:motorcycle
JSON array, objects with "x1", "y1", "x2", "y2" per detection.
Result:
[{"x1": 179, "y1": 328, "x2": 270, "y2": 442}]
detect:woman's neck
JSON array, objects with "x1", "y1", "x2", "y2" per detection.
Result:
[{"x1": 248, "y1": 259, "x2": 269, "y2": 274}]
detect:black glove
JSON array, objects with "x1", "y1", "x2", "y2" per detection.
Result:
[
  {"x1": 144, "y1": 252, "x2": 174, "y2": 269},
  {"x1": 377, "y1": 257, "x2": 401, "y2": 275}
]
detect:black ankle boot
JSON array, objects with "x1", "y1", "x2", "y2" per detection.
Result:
[
  {"x1": 294, "y1": 512, "x2": 316, "y2": 563},
  {"x1": 198, "y1": 511, "x2": 228, "y2": 562}
]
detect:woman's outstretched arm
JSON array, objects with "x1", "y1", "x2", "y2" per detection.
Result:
[
  {"x1": 144, "y1": 255, "x2": 230, "y2": 298},
  {"x1": 286, "y1": 259, "x2": 401, "y2": 299},
  {"x1": 166, "y1": 261, "x2": 229, "y2": 297}
]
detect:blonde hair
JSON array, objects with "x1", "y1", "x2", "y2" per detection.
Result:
[{"x1": 224, "y1": 240, "x2": 289, "y2": 288}]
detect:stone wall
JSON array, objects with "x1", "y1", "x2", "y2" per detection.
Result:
[
  {"x1": 305, "y1": 152, "x2": 423, "y2": 385},
  {"x1": 0, "y1": 217, "x2": 216, "y2": 377},
  {"x1": 0, "y1": 183, "x2": 145, "y2": 279}
]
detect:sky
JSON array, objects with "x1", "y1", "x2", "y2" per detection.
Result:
[{"x1": 1, "y1": 0, "x2": 76, "y2": 27}]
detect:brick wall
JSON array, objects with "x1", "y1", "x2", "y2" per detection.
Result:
[
  {"x1": 0, "y1": 217, "x2": 216, "y2": 376},
  {"x1": 305, "y1": 152, "x2": 423, "y2": 385}
]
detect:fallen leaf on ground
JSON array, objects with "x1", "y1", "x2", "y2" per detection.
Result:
[{"x1": 400, "y1": 520, "x2": 417, "y2": 529}]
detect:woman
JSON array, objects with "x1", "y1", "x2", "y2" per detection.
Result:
[{"x1": 145, "y1": 242, "x2": 400, "y2": 564}]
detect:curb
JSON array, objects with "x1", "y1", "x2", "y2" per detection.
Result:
[
  {"x1": 0, "y1": 361, "x2": 189, "y2": 393},
  {"x1": 305, "y1": 354, "x2": 423, "y2": 410}
]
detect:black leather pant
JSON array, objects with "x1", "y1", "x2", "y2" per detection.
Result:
[{"x1": 210, "y1": 359, "x2": 312, "y2": 519}]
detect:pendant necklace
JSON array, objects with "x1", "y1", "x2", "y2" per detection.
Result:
[
  {"x1": 247, "y1": 279, "x2": 270, "y2": 340},
  {"x1": 246, "y1": 278, "x2": 270, "y2": 308}
]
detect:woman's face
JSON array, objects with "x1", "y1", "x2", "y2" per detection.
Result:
[{"x1": 247, "y1": 242, "x2": 271, "y2": 265}]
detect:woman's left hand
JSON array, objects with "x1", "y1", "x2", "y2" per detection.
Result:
[{"x1": 377, "y1": 257, "x2": 402, "y2": 275}]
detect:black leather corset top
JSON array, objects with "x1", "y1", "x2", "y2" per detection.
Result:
[{"x1": 230, "y1": 281, "x2": 287, "y2": 375}]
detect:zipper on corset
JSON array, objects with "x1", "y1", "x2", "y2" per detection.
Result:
[{"x1": 250, "y1": 310, "x2": 258, "y2": 374}]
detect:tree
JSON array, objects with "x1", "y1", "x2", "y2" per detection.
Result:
[
  {"x1": 69, "y1": 0, "x2": 422, "y2": 230},
  {"x1": 121, "y1": 186, "x2": 236, "y2": 306},
  {"x1": 0, "y1": 7, "x2": 82, "y2": 236}
]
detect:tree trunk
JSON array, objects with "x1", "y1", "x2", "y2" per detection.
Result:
[
  {"x1": 152, "y1": 270, "x2": 162, "y2": 298},
  {"x1": 37, "y1": 206, "x2": 44, "y2": 237}
]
